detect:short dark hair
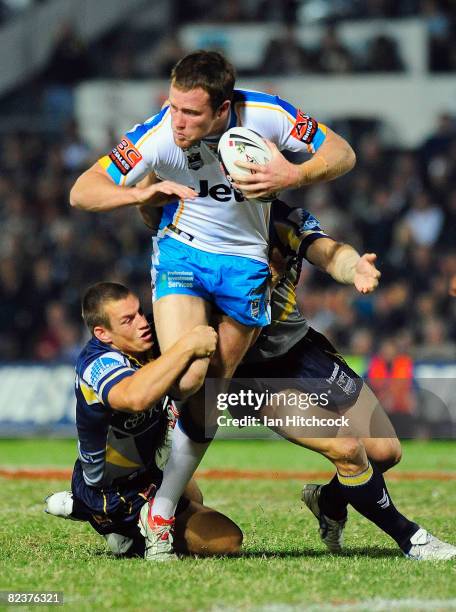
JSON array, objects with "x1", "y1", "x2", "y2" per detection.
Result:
[
  {"x1": 82, "y1": 282, "x2": 131, "y2": 333},
  {"x1": 171, "y1": 50, "x2": 236, "y2": 111}
]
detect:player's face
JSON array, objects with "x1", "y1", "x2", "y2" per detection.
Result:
[
  {"x1": 168, "y1": 84, "x2": 227, "y2": 148},
  {"x1": 103, "y1": 295, "x2": 153, "y2": 356}
]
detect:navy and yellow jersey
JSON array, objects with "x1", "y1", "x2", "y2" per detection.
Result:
[
  {"x1": 75, "y1": 337, "x2": 172, "y2": 488},
  {"x1": 244, "y1": 200, "x2": 328, "y2": 363}
]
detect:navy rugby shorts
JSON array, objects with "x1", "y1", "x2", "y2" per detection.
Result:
[
  {"x1": 71, "y1": 460, "x2": 188, "y2": 538},
  {"x1": 233, "y1": 327, "x2": 363, "y2": 412}
]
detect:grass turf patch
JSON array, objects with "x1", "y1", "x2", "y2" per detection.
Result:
[
  {"x1": 0, "y1": 478, "x2": 455, "y2": 611},
  {"x1": 0, "y1": 438, "x2": 455, "y2": 472},
  {"x1": 0, "y1": 440, "x2": 455, "y2": 610}
]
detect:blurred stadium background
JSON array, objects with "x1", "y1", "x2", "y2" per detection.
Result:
[
  {"x1": 0, "y1": 0, "x2": 455, "y2": 437},
  {"x1": 1, "y1": 3, "x2": 455, "y2": 611}
]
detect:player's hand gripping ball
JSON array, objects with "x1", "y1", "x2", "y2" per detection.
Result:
[{"x1": 218, "y1": 127, "x2": 276, "y2": 202}]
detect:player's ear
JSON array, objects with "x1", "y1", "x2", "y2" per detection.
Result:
[
  {"x1": 93, "y1": 325, "x2": 112, "y2": 344},
  {"x1": 216, "y1": 100, "x2": 231, "y2": 117}
]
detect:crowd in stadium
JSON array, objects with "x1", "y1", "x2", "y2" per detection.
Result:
[
  {"x1": 1, "y1": 111, "x2": 454, "y2": 365},
  {"x1": 0, "y1": 0, "x2": 455, "y2": 367}
]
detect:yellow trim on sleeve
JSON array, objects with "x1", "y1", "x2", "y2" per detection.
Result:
[
  {"x1": 98, "y1": 155, "x2": 111, "y2": 171},
  {"x1": 240, "y1": 102, "x2": 295, "y2": 125},
  {"x1": 136, "y1": 108, "x2": 170, "y2": 148},
  {"x1": 80, "y1": 382, "x2": 99, "y2": 406},
  {"x1": 98, "y1": 367, "x2": 132, "y2": 400}
]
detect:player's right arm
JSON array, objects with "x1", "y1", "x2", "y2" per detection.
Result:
[
  {"x1": 70, "y1": 108, "x2": 196, "y2": 211},
  {"x1": 107, "y1": 325, "x2": 218, "y2": 413},
  {"x1": 135, "y1": 173, "x2": 178, "y2": 229},
  {"x1": 69, "y1": 162, "x2": 196, "y2": 212}
]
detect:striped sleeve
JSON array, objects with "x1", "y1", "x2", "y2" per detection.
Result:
[
  {"x1": 271, "y1": 201, "x2": 329, "y2": 260},
  {"x1": 242, "y1": 91, "x2": 327, "y2": 154},
  {"x1": 234, "y1": 90, "x2": 327, "y2": 155},
  {"x1": 97, "y1": 106, "x2": 169, "y2": 187},
  {"x1": 82, "y1": 352, "x2": 135, "y2": 407},
  {"x1": 282, "y1": 103, "x2": 328, "y2": 154}
]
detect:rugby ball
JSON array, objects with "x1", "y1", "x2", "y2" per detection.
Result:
[{"x1": 218, "y1": 127, "x2": 274, "y2": 201}]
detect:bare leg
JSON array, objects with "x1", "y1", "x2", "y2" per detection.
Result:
[
  {"x1": 152, "y1": 297, "x2": 260, "y2": 521},
  {"x1": 153, "y1": 294, "x2": 211, "y2": 396},
  {"x1": 174, "y1": 501, "x2": 243, "y2": 556}
]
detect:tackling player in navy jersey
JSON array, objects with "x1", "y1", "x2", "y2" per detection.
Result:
[
  {"x1": 44, "y1": 282, "x2": 242, "y2": 561},
  {"x1": 235, "y1": 200, "x2": 456, "y2": 560}
]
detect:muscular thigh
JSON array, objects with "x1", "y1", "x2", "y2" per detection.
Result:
[
  {"x1": 210, "y1": 314, "x2": 259, "y2": 378},
  {"x1": 153, "y1": 294, "x2": 211, "y2": 350}
]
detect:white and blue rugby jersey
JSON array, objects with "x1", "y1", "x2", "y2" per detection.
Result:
[
  {"x1": 99, "y1": 89, "x2": 327, "y2": 263},
  {"x1": 75, "y1": 337, "x2": 174, "y2": 488}
]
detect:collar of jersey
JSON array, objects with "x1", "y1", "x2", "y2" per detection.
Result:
[
  {"x1": 91, "y1": 336, "x2": 152, "y2": 367},
  {"x1": 201, "y1": 107, "x2": 237, "y2": 146}
]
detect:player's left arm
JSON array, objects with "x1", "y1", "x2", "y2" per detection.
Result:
[
  {"x1": 232, "y1": 103, "x2": 355, "y2": 199},
  {"x1": 306, "y1": 238, "x2": 381, "y2": 294}
]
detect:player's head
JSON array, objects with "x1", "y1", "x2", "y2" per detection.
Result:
[
  {"x1": 82, "y1": 282, "x2": 153, "y2": 355},
  {"x1": 169, "y1": 50, "x2": 235, "y2": 148}
]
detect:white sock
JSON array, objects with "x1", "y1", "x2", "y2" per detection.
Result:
[{"x1": 152, "y1": 424, "x2": 210, "y2": 519}]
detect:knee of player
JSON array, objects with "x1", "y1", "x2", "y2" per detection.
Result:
[
  {"x1": 184, "y1": 510, "x2": 243, "y2": 556},
  {"x1": 207, "y1": 521, "x2": 243, "y2": 555},
  {"x1": 328, "y1": 438, "x2": 365, "y2": 465},
  {"x1": 378, "y1": 438, "x2": 402, "y2": 470},
  {"x1": 176, "y1": 378, "x2": 204, "y2": 400},
  {"x1": 392, "y1": 440, "x2": 403, "y2": 465},
  {"x1": 207, "y1": 357, "x2": 238, "y2": 379},
  {"x1": 223, "y1": 524, "x2": 243, "y2": 555}
]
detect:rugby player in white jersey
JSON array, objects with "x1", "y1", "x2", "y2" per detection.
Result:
[{"x1": 70, "y1": 50, "x2": 355, "y2": 560}]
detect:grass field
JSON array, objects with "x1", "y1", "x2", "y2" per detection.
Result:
[{"x1": 0, "y1": 439, "x2": 455, "y2": 611}]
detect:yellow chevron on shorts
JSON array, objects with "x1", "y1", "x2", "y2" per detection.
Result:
[
  {"x1": 337, "y1": 462, "x2": 373, "y2": 487},
  {"x1": 106, "y1": 445, "x2": 141, "y2": 469}
]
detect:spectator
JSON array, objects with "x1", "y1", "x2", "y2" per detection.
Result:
[
  {"x1": 415, "y1": 318, "x2": 456, "y2": 361},
  {"x1": 399, "y1": 191, "x2": 444, "y2": 248},
  {"x1": 43, "y1": 23, "x2": 93, "y2": 86},
  {"x1": 316, "y1": 25, "x2": 355, "y2": 74},
  {"x1": 423, "y1": 0, "x2": 453, "y2": 71},
  {"x1": 259, "y1": 25, "x2": 312, "y2": 75},
  {"x1": 363, "y1": 34, "x2": 404, "y2": 72},
  {"x1": 367, "y1": 337, "x2": 415, "y2": 418}
]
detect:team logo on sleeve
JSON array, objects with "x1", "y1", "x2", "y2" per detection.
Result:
[
  {"x1": 291, "y1": 110, "x2": 319, "y2": 144},
  {"x1": 84, "y1": 354, "x2": 125, "y2": 388},
  {"x1": 109, "y1": 137, "x2": 143, "y2": 175}
]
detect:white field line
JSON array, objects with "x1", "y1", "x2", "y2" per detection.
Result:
[{"x1": 214, "y1": 599, "x2": 456, "y2": 612}]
